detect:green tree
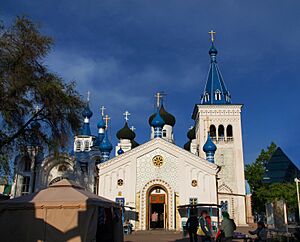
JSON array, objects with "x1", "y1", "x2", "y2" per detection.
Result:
[
  {"x1": 256, "y1": 183, "x2": 297, "y2": 212},
  {"x1": 0, "y1": 16, "x2": 84, "y2": 177},
  {"x1": 245, "y1": 142, "x2": 277, "y2": 213}
]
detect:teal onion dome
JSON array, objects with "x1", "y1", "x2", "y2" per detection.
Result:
[
  {"x1": 117, "y1": 147, "x2": 124, "y2": 155},
  {"x1": 151, "y1": 109, "x2": 165, "y2": 128},
  {"x1": 203, "y1": 133, "x2": 217, "y2": 153},
  {"x1": 116, "y1": 122, "x2": 136, "y2": 140},
  {"x1": 82, "y1": 103, "x2": 93, "y2": 118},
  {"x1": 100, "y1": 131, "x2": 113, "y2": 152},
  {"x1": 97, "y1": 117, "x2": 106, "y2": 129},
  {"x1": 187, "y1": 126, "x2": 196, "y2": 140},
  {"x1": 149, "y1": 104, "x2": 176, "y2": 127}
]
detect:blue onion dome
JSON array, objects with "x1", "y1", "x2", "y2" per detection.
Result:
[
  {"x1": 131, "y1": 139, "x2": 139, "y2": 148},
  {"x1": 117, "y1": 147, "x2": 124, "y2": 155},
  {"x1": 99, "y1": 131, "x2": 113, "y2": 152},
  {"x1": 97, "y1": 116, "x2": 106, "y2": 129},
  {"x1": 151, "y1": 109, "x2": 165, "y2": 128},
  {"x1": 187, "y1": 126, "x2": 196, "y2": 140},
  {"x1": 184, "y1": 140, "x2": 191, "y2": 151},
  {"x1": 209, "y1": 43, "x2": 218, "y2": 56},
  {"x1": 203, "y1": 133, "x2": 217, "y2": 153},
  {"x1": 116, "y1": 122, "x2": 136, "y2": 140},
  {"x1": 82, "y1": 102, "x2": 93, "y2": 118},
  {"x1": 149, "y1": 105, "x2": 176, "y2": 127}
]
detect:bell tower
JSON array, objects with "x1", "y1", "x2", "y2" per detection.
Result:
[{"x1": 192, "y1": 32, "x2": 247, "y2": 225}]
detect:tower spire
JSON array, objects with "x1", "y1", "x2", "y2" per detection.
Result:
[{"x1": 201, "y1": 32, "x2": 231, "y2": 105}]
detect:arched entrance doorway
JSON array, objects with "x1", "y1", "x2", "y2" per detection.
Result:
[{"x1": 146, "y1": 185, "x2": 168, "y2": 229}]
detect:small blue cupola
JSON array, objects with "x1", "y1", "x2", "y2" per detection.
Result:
[
  {"x1": 201, "y1": 34, "x2": 231, "y2": 105},
  {"x1": 117, "y1": 147, "x2": 124, "y2": 155},
  {"x1": 151, "y1": 108, "x2": 165, "y2": 138},
  {"x1": 99, "y1": 130, "x2": 113, "y2": 162},
  {"x1": 81, "y1": 101, "x2": 93, "y2": 136},
  {"x1": 203, "y1": 132, "x2": 217, "y2": 163},
  {"x1": 97, "y1": 114, "x2": 106, "y2": 143}
]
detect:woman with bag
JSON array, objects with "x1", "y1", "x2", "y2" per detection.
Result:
[{"x1": 198, "y1": 210, "x2": 212, "y2": 242}]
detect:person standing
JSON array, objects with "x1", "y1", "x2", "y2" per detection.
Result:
[
  {"x1": 151, "y1": 211, "x2": 158, "y2": 229},
  {"x1": 199, "y1": 210, "x2": 212, "y2": 242},
  {"x1": 186, "y1": 210, "x2": 199, "y2": 242},
  {"x1": 220, "y1": 212, "x2": 236, "y2": 242}
]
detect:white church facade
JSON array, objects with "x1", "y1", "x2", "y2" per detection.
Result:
[{"x1": 11, "y1": 36, "x2": 250, "y2": 230}]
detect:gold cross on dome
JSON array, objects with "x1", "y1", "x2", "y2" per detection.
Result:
[
  {"x1": 123, "y1": 110, "x2": 131, "y2": 122},
  {"x1": 100, "y1": 106, "x2": 106, "y2": 116},
  {"x1": 208, "y1": 30, "x2": 216, "y2": 42},
  {"x1": 155, "y1": 92, "x2": 165, "y2": 108},
  {"x1": 104, "y1": 114, "x2": 111, "y2": 128},
  {"x1": 87, "y1": 91, "x2": 90, "y2": 102}
]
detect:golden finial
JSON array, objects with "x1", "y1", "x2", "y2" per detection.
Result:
[
  {"x1": 123, "y1": 111, "x2": 131, "y2": 122},
  {"x1": 155, "y1": 92, "x2": 165, "y2": 108},
  {"x1": 208, "y1": 30, "x2": 216, "y2": 42},
  {"x1": 104, "y1": 114, "x2": 111, "y2": 128}
]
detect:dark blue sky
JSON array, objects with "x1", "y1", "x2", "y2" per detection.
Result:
[{"x1": 2, "y1": 1, "x2": 300, "y2": 165}]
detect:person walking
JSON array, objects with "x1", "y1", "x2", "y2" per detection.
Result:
[
  {"x1": 220, "y1": 212, "x2": 236, "y2": 242},
  {"x1": 249, "y1": 221, "x2": 267, "y2": 242},
  {"x1": 186, "y1": 210, "x2": 199, "y2": 242},
  {"x1": 198, "y1": 210, "x2": 212, "y2": 242}
]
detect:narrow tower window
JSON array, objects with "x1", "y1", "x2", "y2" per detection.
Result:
[
  {"x1": 21, "y1": 176, "x2": 30, "y2": 196},
  {"x1": 227, "y1": 125, "x2": 233, "y2": 141},
  {"x1": 215, "y1": 90, "x2": 221, "y2": 101},
  {"x1": 24, "y1": 157, "x2": 31, "y2": 172},
  {"x1": 209, "y1": 125, "x2": 216, "y2": 139},
  {"x1": 162, "y1": 130, "x2": 167, "y2": 137},
  {"x1": 203, "y1": 92, "x2": 210, "y2": 102},
  {"x1": 76, "y1": 140, "x2": 82, "y2": 151},
  {"x1": 84, "y1": 140, "x2": 90, "y2": 151},
  {"x1": 218, "y1": 125, "x2": 225, "y2": 141}
]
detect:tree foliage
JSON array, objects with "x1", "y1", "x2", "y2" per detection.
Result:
[
  {"x1": 245, "y1": 142, "x2": 277, "y2": 214},
  {"x1": 0, "y1": 16, "x2": 84, "y2": 174},
  {"x1": 256, "y1": 182, "x2": 297, "y2": 211}
]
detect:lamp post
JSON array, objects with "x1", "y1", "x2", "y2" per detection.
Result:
[{"x1": 294, "y1": 178, "x2": 300, "y2": 221}]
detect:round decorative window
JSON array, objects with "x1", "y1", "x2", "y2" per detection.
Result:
[
  {"x1": 191, "y1": 180, "x2": 197, "y2": 187},
  {"x1": 117, "y1": 179, "x2": 124, "y2": 186},
  {"x1": 152, "y1": 155, "x2": 164, "y2": 167}
]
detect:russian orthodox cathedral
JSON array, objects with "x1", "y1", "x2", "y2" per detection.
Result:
[{"x1": 11, "y1": 35, "x2": 250, "y2": 230}]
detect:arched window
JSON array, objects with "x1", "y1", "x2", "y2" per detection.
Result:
[
  {"x1": 218, "y1": 125, "x2": 225, "y2": 140},
  {"x1": 76, "y1": 140, "x2": 82, "y2": 151},
  {"x1": 209, "y1": 125, "x2": 216, "y2": 138},
  {"x1": 84, "y1": 141, "x2": 90, "y2": 151},
  {"x1": 215, "y1": 90, "x2": 221, "y2": 101},
  {"x1": 162, "y1": 130, "x2": 167, "y2": 137},
  {"x1": 227, "y1": 125, "x2": 233, "y2": 141},
  {"x1": 203, "y1": 92, "x2": 210, "y2": 102}
]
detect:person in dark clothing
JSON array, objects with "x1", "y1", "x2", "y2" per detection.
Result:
[
  {"x1": 186, "y1": 210, "x2": 199, "y2": 242},
  {"x1": 249, "y1": 221, "x2": 267, "y2": 242}
]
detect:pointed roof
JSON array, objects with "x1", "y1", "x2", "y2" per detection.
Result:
[
  {"x1": 201, "y1": 43, "x2": 231, "y2": 105},
  {"x1": 263, "y1": 147, "x2": 300, "y2": 183}
]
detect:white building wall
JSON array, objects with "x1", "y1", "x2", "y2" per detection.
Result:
[{"x1": 195, "y1": 104, "x2": 247, "y2": 225}]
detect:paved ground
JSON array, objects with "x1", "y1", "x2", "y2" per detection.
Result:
[{"x1": 124, "y1": 226, "x2": 256, "y2": 242}]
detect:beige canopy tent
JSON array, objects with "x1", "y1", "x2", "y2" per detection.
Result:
[{"x1": 0, "y1": 179, "x2": 123, "y2": 242}]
